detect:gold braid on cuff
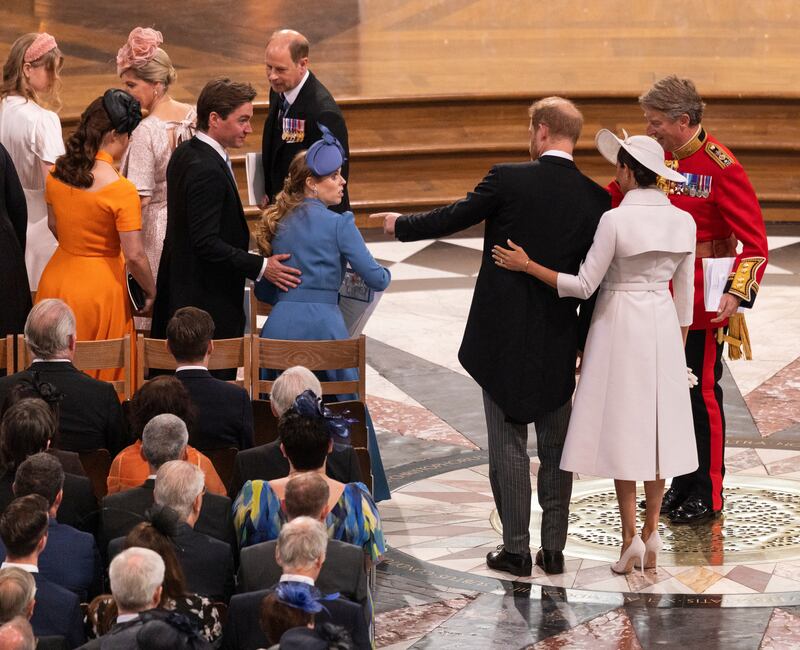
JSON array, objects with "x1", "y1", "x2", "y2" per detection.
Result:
[{"x1": 727, "y1": 257, "x2": 766, "y2": 303}]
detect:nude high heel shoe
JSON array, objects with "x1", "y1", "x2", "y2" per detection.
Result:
[
  {"x1": 639, "y1": 531, "x2": 663, "y2": 570},
  {"x1": 611, "y1": 535, "x2": 645, "y2": 575}
]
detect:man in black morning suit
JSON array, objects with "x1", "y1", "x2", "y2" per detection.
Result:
[
  {"x1": 262, "y1": 29, "x2": 350, "y2": 212},
  {"x1": 151, "y1": 79, "x2": 299, "y2": 378},
  {"x1": 0, "y1": 300, "x2": 127, "y2": 455},
  {"x1": 374, "y1": 98, "x2": 610, "y2": 576}
]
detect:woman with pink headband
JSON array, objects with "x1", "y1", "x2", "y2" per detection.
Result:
[
  {"x1": 0, "y1": 32, "x2": 65, "y2": 291},
  {"x1": 116, "y1": 27, "x2": 195, "y2": 330}
]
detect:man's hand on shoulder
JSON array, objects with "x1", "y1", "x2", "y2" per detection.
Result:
[
  {"x1": 370, "y1": 212, "x2": 401, "y2": 236},
  {"x1": 266, "y1": 253, "x2": 301, "y2": 291}
]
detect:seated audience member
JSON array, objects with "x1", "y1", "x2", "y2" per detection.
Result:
[
  {"x1": 0, "y1": 567, "x2": 35, "y2": 623},
  {"x1": 4, "y1": 453, "x2": 101, "y2": 601},
  {"x1": 0, "y1": 495, "x2": 84, "y2": 647},
  {"x1": 108, "y1": 461, "x2": 233, "y2": 601},
  {"x1": 238, "y1": 472, "x2": 368, "y2": 613},
  {"x1": 0, "y1": 300, "x2": 127, "y2": 455},
  {"x1": 167, "y1": 307, "x2": 253, "y2": 451},
  {"x1": 0, "y1": 616, "x2": 36, "y2": 650},
  {"x1": 2, "y1": 382, "x2": 86, "y2": 477},
  {"x1": 88, "y1": 510, "x2": 223, "y2": 644},
  {"x1": 0, "y1": 399, "x2": 97, "y2": 533},
  {"x1": 79, "y1": 547, "x2": 212, "y2": 650},
  {"x1": 228, "y1": 366, "x2": 361, "y2": 499},
  {"x1": 224, "y1": 517, "x2": 367, "y2": 650},
  {"x1": 106, "y1": 376, "x2": 225, "y2": 495},
  {"x1": 102, "y1": 415, "x2": 234, "y2": 549},
  {"x1": 233, "y1": 393, "x2": 384, "y2": 563}
]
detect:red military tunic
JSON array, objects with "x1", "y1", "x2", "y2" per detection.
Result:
[{"x1": 608, "y1": 127, "x2": 768, "y2": 329}]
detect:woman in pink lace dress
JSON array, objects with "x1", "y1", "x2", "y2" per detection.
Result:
[{"x1": 116, "y1": 28, "x2": 195, "y2": 330}]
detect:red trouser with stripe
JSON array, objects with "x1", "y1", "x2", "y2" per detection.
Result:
[{"x1": 671, "y1": 328, "x2": 726, "y2": 511}]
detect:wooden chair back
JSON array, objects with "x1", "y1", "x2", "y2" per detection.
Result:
[
  {"x1": 19, "y1": 335, "x2": 133, "y2": 400},
  {"x1": 251, "y1": 335, "x2": 366, "y2": 399},
  {"x1": 1, "y1": 335, "x2": 13, "y2": 374},
  {"x1": 204, "y1": 447, "x2": 239, "y2": 492},
  {"x1": 355, "y1": 448, "x2": 373, "y2": 493},
  {"x1": 78, "y1": 449, "x2": 113, "y2": 500},
  {"x1": 137, "y1": 335, "x2": 252, "y2": 396},
  {"x1": 248, "y1": 287, "x2": 272, "y2": 334},
  {"x1": 252, "y1": 399, "x2": 279, "y2": 447}
]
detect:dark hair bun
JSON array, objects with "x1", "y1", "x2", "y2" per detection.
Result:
[
  {"x1": 145, "y1": 503, "x2": 182, "y2": 537},
  {"x1": 102, "y1": 88, "x2": 142, "y2": 135}
]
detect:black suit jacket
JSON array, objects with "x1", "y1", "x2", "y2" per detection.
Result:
[
  {"x1": 109, "y1": 521, "x2": 234, "y2": 601},
  {"x1": 223, "y1": 585, "x2": 369, "y2": 650},
  {"x1": 237, "y1": 539, "x2": 368, "y2": 613},
  {"x1": 151, "y1": 137, "x2": 264, "y2": 340},
  {"x1": 262, "y1": 72, "x2": 350, "y2": 212},
  {"x1": 30, "y1": 572, "x2": 85, "y2": 648},
  {"x1": 176, "y1": 369, "x2": 253, "y2": 450},
  {"x1": 0, "y1": 469, "x2": 97, "y2": 535},
  {"x1": 397, "y1": 157, "x2": 610, "y2": 422},
  {"x1": 0, "y1": 141, "x2": 31, "y2": 339},
  {"x1": 100, "y1": 478, "x2": 236, "y2": 552},
  {"x1": 227, "y1": 440, "x2": 361, "y2": 500},
  {"x1": 0, "y1": 363, "x2": 128, "y2": 454}
]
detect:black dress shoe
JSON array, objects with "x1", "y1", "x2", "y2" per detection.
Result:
[
  {"x1": 668, "y1": 496, "x2": 720, "y2": 524},
  {"x1": 638, "y1": 485, "x2": 685, "y2": 514},
  {"x1": 486, "y1": 546, "x2": 532, "y2": 576},
  {"x1": 535, "y1": 548, "x2": 564, "y2": 574}
]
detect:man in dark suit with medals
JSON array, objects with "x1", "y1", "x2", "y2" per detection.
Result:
[
  {"x1": 373, "y1": 98, "x2": 610, "y2": 575},
  {"x1": 261, "y1": 30, "x2": 350, "y2": 212},
  {"x1": 152, "y1": 79, "x2": 300, "y2": 378}
]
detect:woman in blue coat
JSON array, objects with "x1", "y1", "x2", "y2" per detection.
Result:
[{"x1": 254, "y1": 126, "x2": 391, "y2": 499}]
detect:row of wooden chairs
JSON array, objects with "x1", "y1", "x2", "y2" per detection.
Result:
[{"x1": 3, "y1": 333, "x2": 367, "y2": 403}]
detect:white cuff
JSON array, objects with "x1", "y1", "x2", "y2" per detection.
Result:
[{"x1": 255, "y1": 257, "x2": 269, "y2": 282}]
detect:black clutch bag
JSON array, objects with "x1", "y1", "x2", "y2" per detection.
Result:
[{"x1": 126, "y1": 272, "x2": 146, "y2": 311}]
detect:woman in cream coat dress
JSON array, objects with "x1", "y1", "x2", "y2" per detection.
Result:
[{"x1": 493, "y1": 130, "x2": 698, "y2": 575}]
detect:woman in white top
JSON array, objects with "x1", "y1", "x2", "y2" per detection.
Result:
[
  {"x1": 492, "y1": 130, "x2": 698, "y2": 576},
  {"x1": 0, "y1": 32, "x2": 65, "y2": 290},
  {"x1": 116, "y1": 27, "x2": 196, "y2": 329}
]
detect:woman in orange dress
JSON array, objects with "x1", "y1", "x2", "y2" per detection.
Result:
[{"x1": 37, "y1": 90, "x2": 154, "y2": 382}]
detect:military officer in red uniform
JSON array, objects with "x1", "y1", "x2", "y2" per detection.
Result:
[{"x1": 610, "y1": 75, "x2": 768, "y2": 524}]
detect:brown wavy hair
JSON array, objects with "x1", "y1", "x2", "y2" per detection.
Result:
[
  {"x1": 255, "y1": 150, "x2": 315, "y2": 256},
  {"x1": 51, "y1": 97, "x2": 115, "y2": 188},
  {"x1": 1, "y1": 33, "x2": 64, "y2": 111}
]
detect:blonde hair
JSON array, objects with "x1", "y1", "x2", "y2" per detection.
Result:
[
  {"x1": 1, "y1": 33, "x2": 63, "y2": 110},
  {"x1": 126, "y1": 49, "x2": 177, "y2": 88},
  {"x1": 255, "y1": 150, "x2": 315, "y2": 256}
]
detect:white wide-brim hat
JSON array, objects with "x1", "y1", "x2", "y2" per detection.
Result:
[{"x1": 595, "y1": 128, "x2": 686, "y2": 183}]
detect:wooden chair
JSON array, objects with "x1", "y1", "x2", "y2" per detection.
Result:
[
  {"x1": 252, "y1": 399, "x2": 279, "y2": 447},
  {"x1": 204, "y1": 447, "x2": 239, "y2": 492},
  {"x1": 78, "y1": 449, "x2": 112, "y2": 500},
  {"x1": 251, "y1": 335, "x2": 366, "y2": 399},
  {"x1": 19, "y1": 335, "x2": 133, "y2": 400},
  {"x1": 136, "y1": 334, "x2": 252, "y2": 396},
  {"x1": 1, "y1": 335, "x2": 14, "y2": 374},
  {"x1": 355, "y1": 447, "x2": 373, "y2": 494},
  {"x1": 248, "y1": 285, "x2": 272, "y2": 334}
]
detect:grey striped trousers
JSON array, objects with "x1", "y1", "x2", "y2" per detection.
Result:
[{"x1": 483, "y1": 391, "x2": 573, "y2": 554}]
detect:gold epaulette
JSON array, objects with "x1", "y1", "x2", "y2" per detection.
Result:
[
  {"x1": 717, "y1": 313, "x2": 752, "y2": 360},
  {"x1": 727, "y1": 257, "x2": 766, "y2": 302},
  {"x1": 705, "y1": 142, "x2": 736, "y2": 169}
]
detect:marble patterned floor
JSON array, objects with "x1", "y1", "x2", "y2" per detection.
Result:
[{"x1": 363, "y1": 223, "x2": 800, "y2": 649}]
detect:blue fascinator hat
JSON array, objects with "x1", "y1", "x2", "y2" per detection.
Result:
[
  {"x1": 306, "y1": 124, "x2": 346, "y2": 176},
  {"x1": 275, "y1": 582, "x2": 340, "y2": 615},
  {"x1": 292, "y1": 389, "x2": 356, "y2": 442}
]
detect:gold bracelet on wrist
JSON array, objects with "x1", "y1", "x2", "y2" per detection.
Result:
[{"x1": 524, "y1": 259, "x2": 530, "y2": 273}]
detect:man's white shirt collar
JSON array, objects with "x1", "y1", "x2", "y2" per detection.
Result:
[
  {"x1": 539, "y1": 149, "x2": 574, "y2": 161},
  {"x1": 176, "y1": 365, "x2": 208, "y2": 372},
  {"x1": 280, "y1": 573, "x2": 315, "y2": 586},
  {"x1": 195, "y1": 130, "x2": 228, "y2": 163},
  {"x1": 1, "y1": 561, "x2": 38, "y2": 573},
  {"x1": 32, "y1": 358, "x2": 70, "y2": 363},
  {"x1": 284, "y1": 71, "x2": 310, "y2": 106}
]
